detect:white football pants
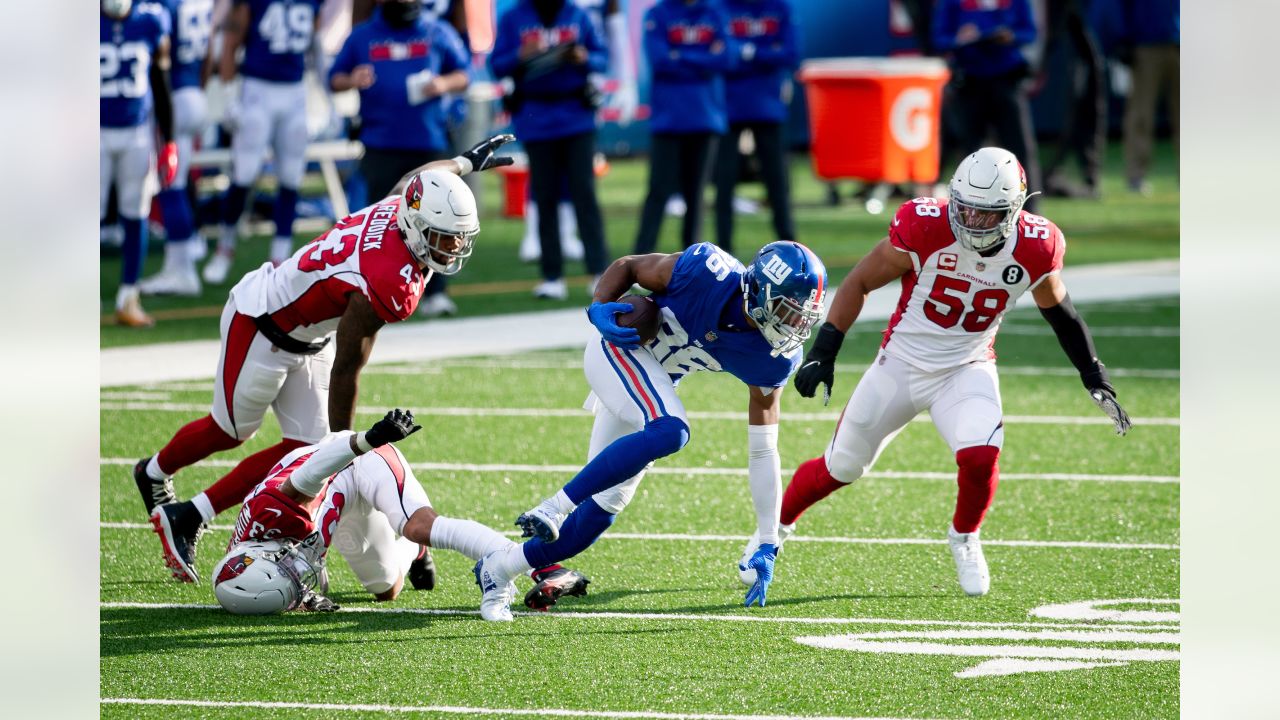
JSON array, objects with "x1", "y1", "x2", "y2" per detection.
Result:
[
  {"x1": 232, "y1": 77, "x2": 308, "y2": 188},
  {"x1": 100, "y1": 123, "x2": 154, "y2": 219}
]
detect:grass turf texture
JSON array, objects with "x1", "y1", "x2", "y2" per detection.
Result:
[
  {"x1": 100, "y1": 297, "x2": 1179, "y2": 719},
  {"x1": 99, "y1": 141, "x2": 1179, "y2": 347}
]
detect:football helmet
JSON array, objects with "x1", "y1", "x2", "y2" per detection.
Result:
[
  {"x1": 742, "y1": 241, "x2": 827, "y2": 357},
  {"x1": 211, "y1": 534, "x2": 327, "y2": 615},
  {"x1": 398, "y1": 170, "x2": 479, "y2": 275},
  {"x1": 102, "y1": 0, "x2": 132, "y2": 17},
  {"x1": 947, "y1": 147, "x2": 1028, "y2": 253}
]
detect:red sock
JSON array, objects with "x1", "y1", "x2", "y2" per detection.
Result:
[
  {"x1": 155, "y1": 415, "x2": 241, "y2": 475},
  {"x1": 203, "y1": 439, "x2": 310, "y2": 514},
  {"x1": 780, "y1": 456, "x2": 849, "y2": 526},
  {"x1": 953, "y1": 445, "x2": 1000, "y2": 533}
]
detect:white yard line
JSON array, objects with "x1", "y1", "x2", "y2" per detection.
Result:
[
  {"x1": 98, "y1": 522, "x2": 1176, "y2": 551},
  {"x1": 98, "y1": 602, "x2": 1178, "y2": 632},
  {"x1": 996, "y1": 325, "x2": 1179, "y2": 337},
  {"x1": 97, "y1": 402, "x2": 1181, "y2": 426},
  {"x1": 97, "y1": 457, "x2": 1179, "y2": 484}
]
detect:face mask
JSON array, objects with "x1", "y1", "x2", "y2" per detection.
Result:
[{"x1": 382, "y1": 1, "x2": 422, "y2": 28}]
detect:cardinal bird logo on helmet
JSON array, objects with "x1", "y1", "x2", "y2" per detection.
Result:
[
  {"x1": 405, "y1": 174, "x2": 424, "y2": 211},
  {"x1": 215, "y1": 554, "x2": 254, "y2": 584}
]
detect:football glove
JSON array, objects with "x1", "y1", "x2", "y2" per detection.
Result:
[
  {"x1": 300, "y1": 589, "x2": 340, "y2": 613},
  {"x1": 1088, "y1": 387, "x2": 1132, "y2": 436},
  {"x1": 365, "y1": 409, "x2": 423, "y2": 447},
  {"x1": 457, "y1": 133, "x2": 516, "y2": 174},
  {"x1": 793, "y1": 322, "x2": 846, "y2": 406},
  {"x1": 744, "y1": 543, "x2": 777, "y2": 608},
  {"x1": 587, "y1": 301, "x2": 641, "y2": 348},
  {"x1": 157, "y1": 141, "x2": 179, "y2": 188}
]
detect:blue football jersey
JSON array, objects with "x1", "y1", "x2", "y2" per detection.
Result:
[
  {"x1": 100, "y1": 4, "x2": 170, "y2": 128},
  {"x1": 153, "y1": 0, "x2": 214, "y2": 89},
  {"x1": 649, "y1": 243, "x2": 799, "y2": 388},
  {"x1": 239, "y1": 0, "x2": 321, "y2": 83}
]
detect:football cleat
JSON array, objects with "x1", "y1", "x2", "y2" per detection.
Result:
[
  {"x1": 116, "y1": 292, "x2": 155, "y2": 328},
  {"x1": 133, "y1": 457, "x2": 175, "y2": 516},
  {"x1": 417, "y1": 293, "x2": 458, "y2": 318},
  {"x1": 408, "y1": 545, "x2": 436, "y2": 591},
  {"x1": 524, "y1": 564, "x2": 590, "y2": 611},
  {"x1": 948, "y1": 526, "x2": 991, "y2": 597},
  {"x1": 151, "y1": 502, "x2": 206, "y2": 584},
  {"x1": 516, "y1": 501, "x2": 566, "y2": 543},
  {"x1": 202, "y1": 250, "x2": 234, "y2": 285},
  {"x1": 138, "y1": 268, "x2": 201, "y2": 297},
  {"x1": 532, "y1": 279, "x2": 568, "y2": 301},
  {"x1": 738, "y1": 523, "x2": 794, "y2": 585},
  {"x1": 472, "y1": 552, "x2": 516, "y2": 622}
]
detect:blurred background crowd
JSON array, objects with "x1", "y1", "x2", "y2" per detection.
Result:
[{"x1": 100, "y1": 0, "x2": 1179, "y2": 327}]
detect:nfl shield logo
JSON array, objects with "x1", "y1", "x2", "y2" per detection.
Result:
[{"x1": 975, "y1": 262, "x2": 986, "y2": 272}]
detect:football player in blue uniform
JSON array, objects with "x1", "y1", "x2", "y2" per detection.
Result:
[
  {"x1": 471, "y1": 241, "x2": 826, "y2": 616},
  {"x1": 203, "y1": 0, "x2": 324, "y2": 284},
  {"x1": 139, "y1": 0, "x2": 214, "y2": 297},
  {"x1": 101, "y1": 0, "x2": 177, "y2": 327}
]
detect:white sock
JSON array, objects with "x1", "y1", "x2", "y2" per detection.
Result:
[
  {"x1": 217, "y1": 224, "x2": 237, "y2": 252},
  {"x1": 547, "y1": 489, "x2": 576, "y2": 516},
  {"x1": 558, "y1": 201, "x2": 579, "y2": 244},
  {"x1": 270, "y1": 236, "x2": 293, "y2": 263},
  {"x1": 490, "y1": 540, "x2": 534, "y2": 580},
  {"x1": 191, "y1": 492, "x2": 216, "y2": 523},
  {"x1": 429, "y1": 516, "x2": 512, "y2": 562},
  {"x1": 115, "y1": 284, "x2": 137, "y2": 309},
  {"x1": 184, "y1": 236, "x2": 206, "y2": 265},
  {"x1": 145, "y1": 455, "x2": 169, "y2": 481}
]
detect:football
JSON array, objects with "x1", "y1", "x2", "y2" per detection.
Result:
[{"x1": 614, "y1": 295, "x2": 661, "y2": 344}]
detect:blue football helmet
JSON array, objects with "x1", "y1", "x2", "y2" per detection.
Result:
[{"x1": 742, "y1": 241, "x2": 828, "y2": 356}]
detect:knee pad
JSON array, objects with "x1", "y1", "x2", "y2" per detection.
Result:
[{"x1": 643, "y1": 415, "x2": 690, "y2": 458}]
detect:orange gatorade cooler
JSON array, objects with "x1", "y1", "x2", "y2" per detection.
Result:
[
  {"x1": 798, "y1": 57, "x2": 950, "y2": 183},
  {"x1": 496, "y1": 162, "x2": 529, "y2": 218}
]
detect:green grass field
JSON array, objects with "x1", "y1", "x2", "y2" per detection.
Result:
[{"x1": 99, "y1": 292, "x2": 1179, "y2": 719}]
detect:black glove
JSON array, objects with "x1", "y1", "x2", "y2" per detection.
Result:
[
  {"x1": 793, "y1": 322, "x2": 846, "y2": 406},
  {"x1": 1087, "y1": 386, "x2": 1132, "y2": 436},
  {"x1": 460, "y1": 133, "x2": 516, "y2": 173},
  {"x1": 300, "y1": 589, "x2": 340, "y2": 613},
  {"x1": 365, "y1": 409, "x2": 422, "y2": 447}
]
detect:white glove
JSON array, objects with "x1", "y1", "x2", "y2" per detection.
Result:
[
  {"x1": 609, "y1": 80, "x2": 639, "y2": 127},
  {"x1": 406, "y1": 69, "x2": 437, "y2": 106},
  {"x1": 221, "y1": 92, "x2": 242, "y2": 133}
]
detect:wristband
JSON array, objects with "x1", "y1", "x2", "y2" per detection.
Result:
[{"x1": 452, "y1": 156, "x2": 473, "y2": 175}]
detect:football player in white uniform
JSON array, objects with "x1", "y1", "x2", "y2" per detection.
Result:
[
  {"x1": 134, "y1": 135, "x2": 515, "y2": 587},
  {"x1": 200, "y1": 409, "x2": 531, "y2": 620},
  {"x1": 767, "y1": 147, "x2": 1131, "y2": 597}
]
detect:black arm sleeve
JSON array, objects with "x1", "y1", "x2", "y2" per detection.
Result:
[
  {"x1": 150, "y1": 62, "x2": 174, "y2": 143},
  {"x1": 1039, "y1": 294, "x2": 1113, "y2": 393}
]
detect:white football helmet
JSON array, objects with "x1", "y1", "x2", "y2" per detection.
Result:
[
  {"x1": 947, "y1": 147, "x2": 1028, "y2": 253},
  {"x1": 212, "y1": 535, "x2": 327, "y2": 615},
  {"x1": 101, "y1": 0, "x2": 132, "y2": 18},
  {"x1": 398, "y1": 170, "x2": 479, "y2": 275}
]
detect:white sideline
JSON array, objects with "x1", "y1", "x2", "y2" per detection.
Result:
[
  {"x1": 99, "y1": 260, "x2": 1179, "y2": 387},
  {"x1": 98, "y1": 602, "x2": 1178, "y2": 632},
  {"x1": 98, "y1": 457, "x2": 1179, "y2": 483},
  {"x1": 97, "y1": 522, "x2": 1177, "y2": 550},
  {"x1": 98, "y1": 402, "x2": 1181, "y2": 426},
  {"x1": 101, "y1": 697, "x2": 934, "y2": 720}
]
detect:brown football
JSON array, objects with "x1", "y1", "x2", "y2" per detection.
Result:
[{"x1": 614, "y1": 295, "x2": 661, "y2": 344}]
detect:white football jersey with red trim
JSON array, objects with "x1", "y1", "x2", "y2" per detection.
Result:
[
  {"x1": 229, "y1": 197, "x2": 430, "y2": 343},
  {"x1": 879, "y1": 198, "x2": 1065, "y2": 372}
]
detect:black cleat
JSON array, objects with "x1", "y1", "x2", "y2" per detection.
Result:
[
  {"x1": 150, "y1": 501, "x2": 205, "y2": 584},
  {"x1": 407, "y1": 545, "x2": 436, "y2": 591},
  {"x1": 524, "y1": 564, "x2": 590, "y2": 610},
  {"x1": 134, "y1": 457, "x2": 176, "y2": 516}
]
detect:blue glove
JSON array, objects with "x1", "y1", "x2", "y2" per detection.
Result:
[
  {"x1": 587, "y1": 302, "x2": 641, "y2": 348},
  {"x1": 744, "y1": 543, "x2": 777, "y2": 608}
]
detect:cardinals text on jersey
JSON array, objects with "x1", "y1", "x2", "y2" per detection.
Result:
[{"x1": 882, "y1": 197, "x2": 1065, "y2": 372}]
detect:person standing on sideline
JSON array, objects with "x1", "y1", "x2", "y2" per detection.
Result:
[
  {"x1": 492, "y1": 0, "x2": 610, "y2": 301},
  {"x1": 633, "y1": 0, "x2": 735, "y2": 254},
  {"x1": 713, "y1": 0, "x2": 799, "y2": 255},
  {"x1": 1040, "y1": 0, "x2": 1106, "y2": 200},
  {"x1": 330, "y1": 0, "x2": 471, "y2": 317},
  {"x1": 1118, "y1": 0, "x2": 1178, "y2": 195},
  {"x1": 932, "y1": 0, "x2": 1042, "y2": 213}
]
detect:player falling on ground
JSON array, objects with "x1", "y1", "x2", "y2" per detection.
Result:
[
  {"x1": 471, "y1": 240, "x2": 826, "y2": 615},
  {"x1": 766, "y1": 146, "x2": 1131, "y2": 597},
  {"x1": 133, "y1": 135, "x2": 515, "y2": 589},
  {"x1": 100, "y1": 0, "x2": 178, "y2": 327},
  {"x1": 200, "y1": 409, "x2": 531, "y2": 621}
]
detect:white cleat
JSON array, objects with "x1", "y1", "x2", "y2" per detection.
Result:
[
  {"x1": 202, "y1": 250, "x2": 234, "y2": 285},
  {"x1": 417, "y1": 293, "x2": 458, "y2": 318},
  {"x1": 138, "y1": 268, "x2": 202, "y2": 297},
  {"x1": 516, "y1": 501, "x2": 567, "y2": 543},
  {"x1": 738, "y1": 523, "x2": 795, "y2": 585},
  {"x1": 948, "y1": 526, "x2": 991, "y2": 596},
  {"x1": 532, "y1": 279, "x2": 568, "y2": 301},
  {"x1": 473, "y1": 552, "x2": 516, "y2": 622}
]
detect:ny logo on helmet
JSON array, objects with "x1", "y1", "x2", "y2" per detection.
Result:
[
  {"x1": 405, "y1": 174, "x2": 424, "y2": 211},
  {"x1": 761, "y1": 255, "x2": 793, "y2": 285}
]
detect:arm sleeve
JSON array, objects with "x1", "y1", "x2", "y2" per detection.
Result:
[
  {"x1": 746, "y1": 423, "x2": 782, "y2": 545},
  {"x1": 289, "y1": 431, "x2": 359, "y2": 497},
  {"x1": 488, "y1": 12, "x2": 522, "y2": 78},
  {"x1": 1039, "y1": 294, "x2": 1109, "y2": 388}
]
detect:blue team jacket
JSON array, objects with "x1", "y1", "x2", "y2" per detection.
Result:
[
  {"x1": 932, "y1": 0, "x2": 1037, "y2": 78},
  {"x1": 722, "y1": 0, "x2": 799, "y2": 124},
  {"x1": 644, "y1": 0, "x2": 737, "y2": 135},
  {"x1": 330, "y1": 9, "x2": 469, "y2": 152},
  {"x1": 490, "y1": 0, "x2": 607, "y2": 143}
]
